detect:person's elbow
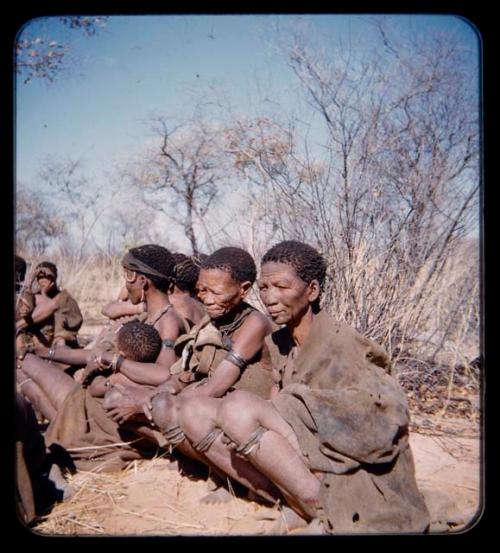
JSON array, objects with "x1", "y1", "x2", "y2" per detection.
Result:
[
  {"x1": 145, "y1": 365, "x2": 172, "y2": 386},
  {"x1": 101, "y1": 304, "x2": 113, "y2": 318}
]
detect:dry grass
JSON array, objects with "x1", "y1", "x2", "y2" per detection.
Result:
[
  {"x1": 19, "y1": 242, "x2": 481, "y2": 419},
  {"x1": 20, "y1": 247, "x2": 480, "y2": 537},
  {"x1": 35, "y1": 469, "x2": 126, "y2": 535},
  {"x1": 33, "y1": 453, "x2": 279, "y2": 536},
  {"x1": 35, "y1": 454, "x2": 177, "y2": 536}
]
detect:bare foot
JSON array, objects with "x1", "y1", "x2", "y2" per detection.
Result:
[{"x1": 268, "y1": 505, "x2": 309, "y2": 535}]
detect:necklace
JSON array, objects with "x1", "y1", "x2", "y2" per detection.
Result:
[{"x1": 146, "y1": 304, "x2": 171, "y2": 327}]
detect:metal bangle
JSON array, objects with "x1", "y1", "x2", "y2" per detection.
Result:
[
  {"x1": 225, "y1": 350, "x2": 248, "y2": 371},
  {"x1": 111, "y1": 354, "x2": 124, "y2": 373},
  {"x1": 162, "y1": 338, "x2": 176, "y2": 349},
  {"x1": 48, "y1": 346, "x2": 56, "y2": 363}
]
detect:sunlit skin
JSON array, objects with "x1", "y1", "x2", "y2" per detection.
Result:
[
  {"x1": 257, "y1": 261, "x2": 320, "y2": 346},
  {"x1": 196, "y1": 268, "x2": 252, "y2": 321},
  {"x1": 114, "y1": 264, "x2": 266, "y2": 400},
  {"x1": 172, "y1": 261, "x2": 325, "y2": 525}
]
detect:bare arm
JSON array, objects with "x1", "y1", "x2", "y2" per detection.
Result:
[
  {"x1": 100, "y1": 350, "x2": 174, "y2": 386},
  {"x1": 37, "y1": 344, "x2": 89, "y2": 366},
  {"x1": 15, "y1": 296, "x2": 59, "y2": 330},
  {"x1": 99, "y1": 309, "x2": 181, "y2": 386},
  {"x1": 101, "y1": 299, "x2": 145, "y2": 319},
  {"x1": 179, "y1": 311, "x2": 272, "y2": 399}
]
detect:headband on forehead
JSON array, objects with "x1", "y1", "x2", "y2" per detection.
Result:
[
  {"x1": 36, "y1": 267, "x2": 57, "y2": 279},
  {"x1": 121, "y1": 251, "x2": 170, "y2": 281}
]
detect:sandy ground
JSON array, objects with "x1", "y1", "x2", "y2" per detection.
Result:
[
  {"x1": 32, "y1": 418, "x2": 482, "y2": 537},
  {"x1": 31, "y1": 326, "x2": 482, "y2": 536}
]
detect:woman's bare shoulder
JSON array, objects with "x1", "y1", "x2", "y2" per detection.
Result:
[{"x1": 239, "y1": 309, "x2": 273, "y2": 336}]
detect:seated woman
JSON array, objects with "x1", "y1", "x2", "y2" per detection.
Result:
[
  {"x1": 168, "y1": 252, "x2": 206, "y2": 328},
  {"x1": 174, "y1": 240, "x2": 431, "y2": 534},
  {"x1": 17, "y1": 244, "x2": 187, "y2": 470},
  {"x1": 96, "y1": 244, "x2": 189, "y2": 382},
  {"x1": 103, "y1": 247, "x2": 278, "y2": 500},
  {"x1": 17, "y1": 321, "x2": 166, "y2": 472},
  {"x1": 16, "y1": 262, "x2": 83, "y2": 354},
  {"x1": 100, "y1": 252, "x2": 205, "y2": 329}
]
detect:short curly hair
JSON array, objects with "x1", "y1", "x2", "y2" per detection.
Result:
[
  {"x1": 261, "y1": 241, "x2": 327, "y2": 311},
  {"x1": 116, "y1": 321, "x2": 162, "y2": 362},
  {"x1": 172, "y1": 252, "x2": 200, "y2": 294},
  {"x1": 128, "y1": 244, "x2": 176, "y2": 292},
  {"x1": 201, "y1": 247, "x2": 256, "y2": 284}
]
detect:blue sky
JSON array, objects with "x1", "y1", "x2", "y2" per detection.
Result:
[
  {"x1": 14, "y1": 14, "x2": 480, "y2": 253},
  {"x1": 16, "y1": 14, "x2": 302, "y2": 185},
  {"x1": 16, "y1": 14, "x2": 479, "y2": 188}
]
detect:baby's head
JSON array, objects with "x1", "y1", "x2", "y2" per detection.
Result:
[{"x1": 116, "y1": 321, "x2": 162, "y2": 362}]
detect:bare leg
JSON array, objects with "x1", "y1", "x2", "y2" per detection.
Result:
[
  {"x1": 17, "y1": 368, "x2": 57, "y2": 421},
  {"x1": 217, "y1": 390, "x2": 321, "y2": 521},
  {"x1": 179, "y1": 396, "x2": 281, "y2": 505},
  {"x1": 20, "y1": 354, "x2": 80, "y2": 412},
  {"x1": 150, "y1": 392, "x2": 216, "y2": 465},
  {"x1": 103, "y1": 389, "x2": 207, "y2": 467}
]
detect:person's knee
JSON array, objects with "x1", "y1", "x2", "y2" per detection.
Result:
[
  {"x1": 151, "y1": 391, "x2": 177, "y2": 430},
  {"x1": 217, "y1": 390, "x2": 261, "y2": 439},
  {"x1": 178, "y1": 397, "x2": 214, "y2": 437}
]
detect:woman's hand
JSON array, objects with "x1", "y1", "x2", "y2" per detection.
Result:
[{"x1": 103, "y1": 383, "x2": 157, "y2": 424}]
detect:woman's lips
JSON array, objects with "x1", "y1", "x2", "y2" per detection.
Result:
[{"x1": 206, "y1": 307, "x2": 223, "y2": 315}]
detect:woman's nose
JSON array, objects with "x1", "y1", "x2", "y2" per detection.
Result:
[
  {"x1": 261, "y1": 289, "x2": 277, "y2": 306},
  {"x1": 202, "y1": 293, "x2": 215, "y2": 306}
]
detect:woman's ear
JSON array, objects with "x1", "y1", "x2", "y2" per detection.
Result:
[
  {"x1": 240, "y1": 281, "x2": 253, "y2": 298},
  {"x1": 307, "y1": 279, "x2": 320, "y2": 303}
]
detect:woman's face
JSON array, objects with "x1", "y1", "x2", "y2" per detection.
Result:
[
  {"x1": 36, "y1": 273, "x2": 56, "y2": 294},
  {"x1": 196, "y1": 268, "x2": 250, "y2": 320},
  {"x1": 258, "y1": 262, "x2": 319, "y2": 326}
]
